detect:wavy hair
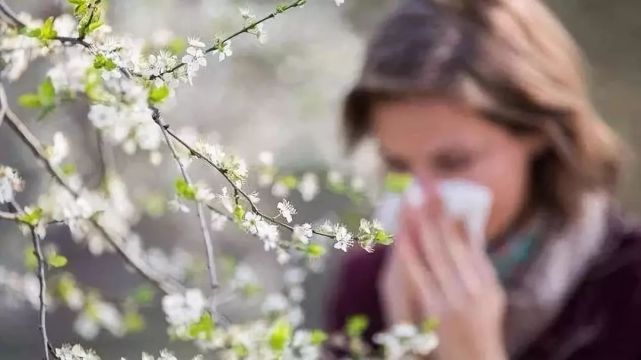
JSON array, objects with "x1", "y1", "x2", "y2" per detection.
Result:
[{"x1": 344, "y1": 0, "x2": 623, "y2": 225}]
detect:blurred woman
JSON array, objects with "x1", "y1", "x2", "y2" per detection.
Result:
[{"x1": 327, "y1": 0, "x2": 641, "y2": 358}]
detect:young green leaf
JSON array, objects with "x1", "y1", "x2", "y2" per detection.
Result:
[
  {"x1": 37, "y1": 77, "x2": 56, "y2": 108},
  {"x1": 175, "y1": 178, "x2": 196, "y2": 201},
  {"x1": 17, "y1": 207, "x2": 43, "y2": 226},
  {"x1": 93, "y1": 54, "x2": 117, "y2": 71},
  {"x1": 268, "y1": 319, "x2": 292, "y2": 352},
  {"x1": 346, "y1": 314, "x2": 369, "y2": 338},
  {"x1": 47, "y1": 253, "x2": 68, "y2": 268},
  {"x1": 148, "y1": 85, "x2": 170, "y2": 104},
  {"x1": 310, "y1": 329, "x2": 328, "y2": 345},
  {"x1": 306, "y1": 243, "x2": 326, "y2": 258},
  {"x1": 18, "y1": 94, "x2": 42, "y2": 108},
  {"x1": 39, "y1": 17, "x2": 58, "y2": 41},
  {"x1": 188, "y1": 312, "x2": 215, "y2": 340},
  {"x1": 384, "y1": 172, "x2": 413, "y2": 193}
]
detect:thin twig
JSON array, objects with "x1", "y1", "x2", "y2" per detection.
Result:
[
  {"x1": 0, "y1": 84, "x2": 183, "y2": 294},
  {"x1": 0, "y1": 209, "x2": 17, "y2": 221},
  {"x1": 153, "y1": 109, "x2": 219, "y2": 315},
  {"x1": 151, "y1": 0, "x2": 305, "y2": 80},
  {"x1": 160, "y1": 124, "x2": 336, "y2": 239},
  {"x1": 30, "y1": 227, "x2": 51, "y2": 360},
  {"x1": 0, "y1": 0, "x2": 25, "y2": 28}
]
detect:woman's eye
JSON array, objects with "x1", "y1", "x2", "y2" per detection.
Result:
[{"x1": 433, "y1": 153, "x2": 473, "y2": 173}]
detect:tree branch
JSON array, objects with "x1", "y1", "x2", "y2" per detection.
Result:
[
  {"x1": 151, "y1": 0, "x2": 305, "y2": 80},
  {"x1": 153, "y1": 108, "x2": 220, "y2": 315},
  {"x1": 0, "y1": 84, "x2": 183, "y2": 295},
  {"x1": 0, "y1": 0, "x2": 26, "y2": 28},
  {"x1": 30, "y1": 227, "x2": 51, "y2": 360}
]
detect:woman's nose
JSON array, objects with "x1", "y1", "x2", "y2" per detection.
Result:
[{"x1": 412, "y1": 169, "x2": 436, "y2": 190}]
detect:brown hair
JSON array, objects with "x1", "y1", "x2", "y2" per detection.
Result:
[{"x1": 344, "y1": 0, "x2": 623, "y2": 224}]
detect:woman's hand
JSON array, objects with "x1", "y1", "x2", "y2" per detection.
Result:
[{"x1": 381, "y1": 185, "x2": 507, "y2": 360}]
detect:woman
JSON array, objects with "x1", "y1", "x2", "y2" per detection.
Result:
[{"x1": 327, "y1": 0, "x2": 641, "y2": 359}]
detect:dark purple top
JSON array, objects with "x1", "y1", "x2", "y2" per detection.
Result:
[{"x1": 326, "y1": 213, "x2": 641, "y2": 359}]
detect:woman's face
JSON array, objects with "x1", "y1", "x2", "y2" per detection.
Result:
[{"x1": 372, "y1": 98, "x2": 541, "y2": 241}]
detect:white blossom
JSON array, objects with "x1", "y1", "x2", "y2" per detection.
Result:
[
  {"x1": 162, "y1": 289, "x2": 206, "y2": 328},
  {"x1": 261, "y1": 293, "x2": 289, "y2": 314},
  {"x1": 182, "y1": 39, "x2": 207, "y2": 84},
  {"x1": 48, "y1": 132, "x2": 69, "y2": 166},
  {"x1": 298, "y1": 172, "x2": 319, "y2": 202},
  {"x1": 277, "y1": 200, "x2": 297, "y2": 223},
  {"x1": 168, "y1": 197, "x2": 190, "y2": 213},
  {"x1": 373, "y1": 323, "x2": 439, "y2": 359},
  {"x1": 351, "y1": 175, "x2": 366, "y2": 192},
  {"x1": 271, "y1": 181, "x2": 290, "y2": 197},
  {"x1": 0, "y1": 166, "x2": 24, "y2": 203},
  {"x1": 213, "y1": 40, "x2": 232, "y2": 62},
  {"x1": 55, "y1": 344, "x2": 101, "y2": 360},
  {"x1": 333, "y1": 224, "x2": 353, "y2": 252},
  {"x1": 217, "y1": 187, "x2": 235, "y2": 213},
  {"x1": 210, "y1": 212, "x2": 227, "y2": 231},
  {"x1": 292, "y1": 223, "x2": 313, "y2": 244}
]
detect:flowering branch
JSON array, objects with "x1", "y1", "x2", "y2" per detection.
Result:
[
  {"x1": 30, "y1": 227, "x2": 52, "y2": 360},
  {"x1": 0, "y1": 84, "x2": 183, "y2": 295},
  {"x1": 151, "y1": 0, "x2": 306, "y2": 80},
  {"x1": 153, "y1": 109, "x2": 220, "y2": 316}
]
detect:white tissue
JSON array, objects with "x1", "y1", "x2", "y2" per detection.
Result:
[
  {"x1": 437, "y1": 179, "x2": 493, "y2": 248},
  {"x1": 402, "y1": 179, "x2": 493, "y2": 247}
]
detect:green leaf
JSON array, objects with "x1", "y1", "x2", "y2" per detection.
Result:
[
  {"x1": 17, "y1": 207, "x2": 43, "y2": 226},
  {"x1": 188, "y1": 312, "x2": 215, "y2": 340},
  {"x1": 310, "y1": 329, "x2": 328, "y2": 345},
  {"x1": 384, "y1": 172, "x2": 413, "y2": 193},
  {"x1": 346, "y1": 314, "x2": 369, "y2": 338},
  {"x1": 67, "y1": 0, "x2": 86, "y2": 6},
  {"x1": 93, "y1": 54, "x2": 117, "y2": 71},
  {"x1": 174, "y1": 178, "x2": 196, "y2": 201},
  {"x1": 148, "y1": 85, "x2": 170, "y2": 104},
  {"x1": 306, "y1": 243, "x2": 326, "y2": 258},
  {"x1": 232, "y1": 344, "x2": 249, "y2": 358},
  {"x1": 233, "y1": 204, "x2": 245, "y2": 223},
  {"x1": 279, "y1": 175, "x2": 298, "y2": 189},
  {"x1": 39, "y1": 17, "x2": 58, "y2": 41},
  {"x1": 241, "y1": 283, "x2": 262, "y2": 298},
  {"x1": 37, "y1": 77, "x2": 56, "y2": 108},
  {"x1": 166, "y1": 37, "x2": 187, "y2": 55},
  {"x1": 131, "y1": 285, "x2": 155, "y2": 305},
  {"x1": 375, "y1": 229, "x2": 394, "y2": 245},
  {"x1": 61, "y1": 163, "x2": 77, "y2": 176},
  {"x1": 84, "y1": 67, "x2": 107, "y2": 102},
  {"x1": 86, "y1": 19, "x2": 103, "y2": 33},
  {"x1": 18, "y1": 94, "x2": 42, "y2": 108},
  {"x1": 47, "y1": 253, "x2": 68, "y2": 268},
  {"x1": 26, "y1": 28, "x2": 41, "y2": 38},
  {"x1": 124, "y1": 310, "x2": 145, "y2": 333},
  {"x1": 56, "y1": 274, "x2": 80, "y2": 300},
  {"x1": 269, "y1": 319, "x2": 292, "y2": 352}
]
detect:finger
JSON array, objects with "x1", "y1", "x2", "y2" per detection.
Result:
[
  {"x1": 436, "y1": 215, "x2": 482, "y2": 296},
  {"x1": 382, "y1": 246, "x2": 414, "y2": 324},
  {"x1": 406, "y1": 190, "x2": 463, "y2": 304},
  {"x1": 469, "y1": 242, "x2": 501, "y2": 285},
  {"x1": 397, "y1": 233, "x2": 442, "y2": 315},
  {"x1": 387, "y1": 219, "x2": 430, "y2": 324}
]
